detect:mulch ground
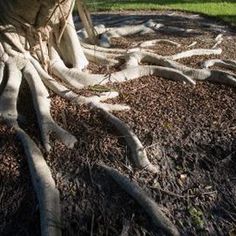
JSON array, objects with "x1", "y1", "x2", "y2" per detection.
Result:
[{"x1": 0, "y1": 11, "x2": 236, "y2": 236}]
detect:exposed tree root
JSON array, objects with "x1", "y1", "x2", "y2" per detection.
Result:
[
  {"x1": 17, "y1": 127, "x2": 61, "y2": 236},
  {"x1": 0, "y1": 58, "x2": 61, "y2": 236},
  {"x1": 31, "y1": 61, "x2": 158, "y2": 172},
  {"x1": 123, "y1": 51, "x2": 236, "y2": 87},
  {"x1": 23, "y1": 62, "x2": 77, "y2": 152},
  {"x1": 98, "y1": 110, "x2": 159, "y2": 173},
  {"x1": 202, "y1": 59, "x2": 236, "y2": 71},
  {"x1": 187, "y1": 41, "x2": 197, "y2": 48},
  {"x1": 98, "y1": 20, "x2": 163, "y2": 48},
  {"x1": 213, "y1": 33, "x2": 223, "y2": 48},
  {"x1": 1, "y1": 2, "x2": 235, "y2": 235},
  {"x1": 0, "y1": 59, "x2": 21, "y2": 122},
  {"x1": 100, "y1": 163, "x2": 180, "y2": 236},
  {"x1": 167, "y1": 48, "x2": 222, "y2": 60},
  {"x1": 138, "y1": 39, "x2": 181, "y2": 48}
]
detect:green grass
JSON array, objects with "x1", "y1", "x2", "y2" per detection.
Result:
[{"x1": 86, "y1": 0, "x2": 236, "y2": 24}]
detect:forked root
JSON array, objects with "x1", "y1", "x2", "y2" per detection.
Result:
[
  {"x1": 128, "y1": 52, "x2": 236, "y2": 87},
  {"x1": 23, "y1": 62, "x2": 77, "y2": 152},
  {"x1": 100, "y1": 164, "x2": 180, "y2": 236},
  {"x1": 50, "y1": 51, "x2": 196, "y2": 88},
  {"x1": 35, "y1": 64, "x2": 158, "y2": 172}
]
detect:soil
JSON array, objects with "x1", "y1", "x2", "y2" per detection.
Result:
[{"x1": 1, "y1": 10, "x2": 236, "y2": 236}]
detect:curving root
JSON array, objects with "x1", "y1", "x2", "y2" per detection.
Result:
[
  {"x1": 100, "y1": 163, "x2": 180, "y2": 236},
  {"x1": 50, "y1": 47, "x2": 196, "y2": 88},
  {"x1": 97, "y1": 110, "x2": 159, "y2": 173},
  {"x1": 202, "y1": 59, "x2": 236, "y2": 71},
  {"x1": 123, "y1": 51, "x2": 236, "y2": 87},
  {"x1": 98, "y1": 20, "x2": 163, "y2": 48},
  {"x1": 32, "y1": 59, "x2": 158, "y2": 172},
  {"x1": 23, "y1": 62, "x2": 77, "y2": 152},
  {"x1": 0, "y1": 58, "x2": 61, "y2": 236}
]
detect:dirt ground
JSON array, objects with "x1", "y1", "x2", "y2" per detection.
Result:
[{"x1": 0, "y1": 11, "x2": 236, "y2": 236}]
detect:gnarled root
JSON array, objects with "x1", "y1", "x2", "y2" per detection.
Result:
[
  {"x1": 0, "y1": 57, "x2": 61, "y2": 236},
  {"x1": 23, "y1": 62, "x2": 77, "y2": 152},
  {"x1": 50, "y1": 47, "x2": 196, "y2": 88},
  {"x1": 123, "y1": 50, "x2": 236, "y2": 87},
  {"x1": 35, "y1": 64, "x2": 158, "y2": 172},
  {"x1": 97, "y1": 20, "x2": 163, "y2": 48},
  {"x1": 100, "y1": 163, "x2": 180, "y2": 236}
]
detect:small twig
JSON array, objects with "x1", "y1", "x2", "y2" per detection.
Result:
[{"x1": 150, "y1": 186, "x2": 190, "y2": 199}]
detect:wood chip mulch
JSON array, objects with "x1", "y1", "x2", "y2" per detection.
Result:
[{"x1": 0, "y1": 11, "x2": 236, "y2": 236}]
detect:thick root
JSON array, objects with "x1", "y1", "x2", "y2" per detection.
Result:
[
  {"x1": 82, "y1": 47, "x2": 119, "y2": 66},
  {"x1": 17, "y1": 126, "x2": 61, "y2": 236},
  {"x1": 50, "y1": 50, "x2": 196, "y2": 88},
  {"x1": 98, "y1": 110, "x2": 159, "y2": 173},
  {"x1": 100, "y1": 164, "x2": 180, "y2": 236},
  {"x1": 30, "y1": 60, "x2": 157, "y2": 172},
  {"x1": 0, "y1": 58, "x2": 61, "y2": 236},
  {"x1": 0, "y1": 58, "x2": 21, "y2": 122},
  {"x1": 99, "y1": 20, "x2": 163, "y2": 48},
  {"x1": 23, "y1": 62, "x2": 77, "y2": 152},
  {"x1": 57, "y1": 14, "x2": 89, "y2": 70},
  {"x1": 202, "y1": 59, "x2": 236, "y2": 71},
  {"x1": 167, "y1": 48, "x2": 222, "y2": 60}
]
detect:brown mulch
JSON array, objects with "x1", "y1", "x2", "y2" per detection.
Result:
[{"x1": 1, "y1": 11, "x2": 236, "y2": 236}]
